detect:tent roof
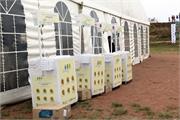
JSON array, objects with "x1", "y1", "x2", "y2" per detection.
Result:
[{"x1": 71, "y1": 0, "x2": 149, "y2": 25}]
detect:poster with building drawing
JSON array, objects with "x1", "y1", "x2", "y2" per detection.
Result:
[{"x1": 171, "y1": 23, "x2": 176, "y2": 43}]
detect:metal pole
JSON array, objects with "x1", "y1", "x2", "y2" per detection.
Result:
[
  {"x1": 114, "y1": 25, "x2": 117, "y2": 52},
  {"x1": 37, "y1": 0, "x2": 42, "y2": 59},
  {"x1": 111, "y1": 33, "x2": 112, "y2": 53},
  {"x1": 58, "y1": 21, "x2": 62, "y2": 55},
  {"x1": 93, "y1": 24, "x2": 95, "y2": 54},
  {"x1": 80, "y1": 25, "x2": 82, "y2": 54}
]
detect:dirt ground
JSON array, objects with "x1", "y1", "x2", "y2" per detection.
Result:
[
  {"x1": 0, "y1": 53, "x2": 180, "y2": 119},
  {"x1": 71, "y1": 53, "x2": 180, "y2": 119}
]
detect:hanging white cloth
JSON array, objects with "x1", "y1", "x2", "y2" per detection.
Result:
[
  {"x1": 102, "y1": 32, "x2": 110, "y2": 53},
  {"x1": 83, "y1": 26, "x2": 93, "y2": 54}
]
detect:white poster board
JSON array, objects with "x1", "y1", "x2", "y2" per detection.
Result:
[{"x1": 171, "y1": 23, "x2": 176, "y2": 43}]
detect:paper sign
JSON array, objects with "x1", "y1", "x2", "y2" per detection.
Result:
[
  {"x1": 40, "y1": 13, "x2": 60, "y2": 24},
  {"x1": 63, "y1": 109, "x2": 67, "y2": 117},
  {"x1": 76, "y1": 14, "x2": 95, "y2": 26},
  {"x1": 40, "y1": 58, "x2": 54, "y2": 71},
  {"x1": 105, "y1": 56, "x2": 112, "y2": 63},
  {"x1": 31, "y1": 12, "x2": 60, "y2": 26},
  {"x1": 117, "y1": 26, "x2": 123, "y2": 32},
  {"x1": 75, "y1": 60, "x2": 81, "y2": 69},
  {"x1": 101, "y1": 23, "x2": 112, "y2": 32},
  {"x1": 29, "y1": 60, "x2": 42, "y2": 77}
]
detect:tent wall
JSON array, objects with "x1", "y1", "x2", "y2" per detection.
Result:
[
  {"x1": 144, "y1": 26, "x2": 150, "y2": 59},
  {"x1": 133, "y1": 23, "x2": 141, "y2": 64},
  {"x1": 121, "y1": 20, "x2": 135, "y2": 61},
  {"x1": 103, "y1": 13, "x2": 112, "y2": 53},
  {"x1": 129, "y1": 21, "x2": 135, "y2": 63},
  {"x1": 138, "y1": 24, "x2": 143, "y2": 62},
  {"x1": 112, "y1": 16, "x2": 121, "y2": 52},
  {"x1": 121, "y1": 20, "x2": 150, "y2": 64},
  {"x1": 80, "y1": 0, "x2": 149, "y2": 25},
  {"x1": 139, "y1": 24, "x2": 150, "y2": 61},
  {"x1": 0, "y1": 0, "x2": 150, "y2": 105},
  {"x1": 121, "y1": 19, "x2": 128, "y2": 51},
  {"x1": 103, "y1": 14, "x2": 122, "y2": 52},
  {"x1": 0, "y1": 0, "x2": 80, "y2": 105},
  {"x1": 81, "y1": 6, "x2": 106, "y2": 54},
  {"x1": 140, "y1": 25, "x2": 148, "y2": 61},
  {"x1": 37, "y1": 0, "x2": 80, "y2": 56},
  {"x1": 0, "y1": 0, "x2": 38, "y2": 105}
]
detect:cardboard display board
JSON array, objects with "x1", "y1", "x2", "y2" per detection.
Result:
[
  {"x1": 75, "y1": 54, "x2": 105, "y2": 96},
  {"x1": 104, "y1": 53, "x2": 122, "y2": 88},
  {"x1": 116, "y1": 51, "x2": 133, "y2": 82},
  {"x1": 29, "y1": 56, "x2": 78, "y2": 109}
]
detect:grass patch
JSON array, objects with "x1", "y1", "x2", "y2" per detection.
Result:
[
  {"x1": 131, "y1": 103, "x2": 141, "y2": 109},
  {"x1": 104, "y1": 117, "x2": 112, "y2": 120},
  {"x1": 14, "y1": 115, "x2": 25, "y2": 119},
  {"x1": 130, "y1": 103, "x2": 155, "y2": 119},
  {"x1": 166, "y1": 106, "x2": 178, "y2": 111},
  {"x1": 96, "y1": 108, "x2": 103, "y2": 112},
  {"x1": 112, "y1": 102, "x2": 123, "y2": 108},
  {"x1": 76, "y1": 101, "x2": 92, "y2": 111},
  {"x1": 145, "y1": 111, "x2": 155, "y2": 119},
  {"x1": 111, "y1": 102, "x2": 127, "y2": 116},
  {"x1": 77, "y1": 101, "x2": 91, "y2": 107},
  {"x1": 89, "y1": 109, "x2": 104, "y2": 119},
  {"x1": 130, "y1": 103, "x2": 142, "y2": 113},
  {"x1": 157, "y1": 106, "x2": 180, "y2": 119},
  {"x1": 23, "y1": 108, "x2": 32, "y2": 114},
  {"x1": 1, "y1": 111, "x2": 10, "y2": 117},
  {"x1": 158, "y1": 111, "x2": 173, "y2": 119},
  {"x1": 150, "y1": 42, "x2": 179, "y2": 54},
  {"x1": 112, "y1": 107, "x2": 128, "y2": 116},
  {"x1": 25, "y1": 101, "x2": 32, "y2": 109}
]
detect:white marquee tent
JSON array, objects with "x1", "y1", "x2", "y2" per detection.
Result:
[{"x1": 0, "y1": 0, "x2": 149, "y2": 105}]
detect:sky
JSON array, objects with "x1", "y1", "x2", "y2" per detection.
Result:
[{"x1": 140, "y1": 0, "x2": 180, "y2": 22}]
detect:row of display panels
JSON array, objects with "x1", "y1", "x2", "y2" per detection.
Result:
[{"x1": 29, "y1": 52, "x2": 132, "y2": 109}]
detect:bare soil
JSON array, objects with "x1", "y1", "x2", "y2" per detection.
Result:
[
  {"x1": 1, "y1": 53, "x2": 180, "y2": 119},
  {"x1": 71, "y1": 53, "x2": 180, "y2": 119}
]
